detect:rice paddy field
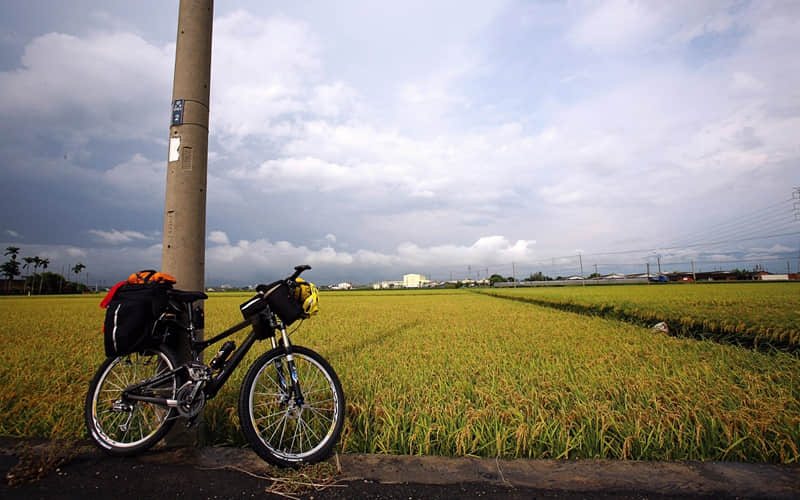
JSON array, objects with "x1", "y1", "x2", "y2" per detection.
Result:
[
  {"x1": 479, "y1": 282, "x2": 800, "y2": 348},
  {"x1": 1, "y1": 284, "x2": 798, "y2": 463}
]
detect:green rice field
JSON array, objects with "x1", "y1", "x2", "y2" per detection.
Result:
[{"x1": 0, "y1": 284, "x2": 798, "y2": 463}]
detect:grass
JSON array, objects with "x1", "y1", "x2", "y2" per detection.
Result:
[{"x1": 1, "y1": 287, "x2": 798, "y2": 463}]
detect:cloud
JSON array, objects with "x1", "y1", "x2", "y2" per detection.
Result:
[
  {"x1": 89, "y1": 229, "x2": 152, "y2": 245},
  {"x1": 65, "y1": 247, "x2": 88, "y2": 259},
  {"x1": 566, "y1": 0, "x2": 744, "y2": 56},
  {"x1": 101, "y1": 154, "x2": 166, "y2": 205},
  {"x1": 211, "y1": 12, "x2": 322, "y2": 145},
  {"x1": 205, "y1": 235, "x2": 536, "y2": 283},
  {"x1": 235, "y1": 120, "x2": 545, "y2": 209},
  {"x1": 310, "y1": 82, "x2": 360, "y2": 118},
  {"x1": 208, "y1": 231, "x2": 230, "y2": 245},
  {"x1": 567, "y1": 0, "x2": 662, "y2": 53},
  {"x1": 0, "y1": 31, "x2": 172, "y2": 142},
  {"x1": 5, "y1": 230, "x2": 21, "y2": 238},
  {"x1": 747, "y1": 244, "x2": 795, "y2": 254}
]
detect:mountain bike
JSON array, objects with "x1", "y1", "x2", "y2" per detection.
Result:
[{"x1": 84, "y1": 265, "x2": 344, "y2": 467}]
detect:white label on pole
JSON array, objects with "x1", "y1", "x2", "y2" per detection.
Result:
[{"x1": 169, "y1": 137, "x2": 181, "y2": 162}]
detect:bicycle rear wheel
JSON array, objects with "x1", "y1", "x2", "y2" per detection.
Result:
[
  {"x1": 85, "y1": 346, "x2": 179, "y2": 456},
  {"x1": 239, "y1": 345, "x2": 345, "y2": 467}
]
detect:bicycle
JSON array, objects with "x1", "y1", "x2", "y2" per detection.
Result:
[{"x1": 84, "y1": 265, "x2": 345, "y2": 467}]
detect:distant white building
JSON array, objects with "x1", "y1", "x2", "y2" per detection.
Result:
[
  {"x1": 403, "y1": 274, "x2": 427, "y2": 288},
  {"x1": 331, "y1": 282, "x2": 352, "y2": 290},
  {"x1": 759, "y1": 274, "x2": 789, "y2": 281},
  {"x1": 373, "y1": 280, "x2": 403, "y2": 289}
]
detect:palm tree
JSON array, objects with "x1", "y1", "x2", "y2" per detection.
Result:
[
  {"x1": 32, "y1": 257, "x2": 42, "y2": 292},
  {"x1": 1, "y1": 261, "x2": 20, "y2": 292},
  {"x1": 22, "y1": 257, "x2": 36, "y2": 294},
  {"x1": 72, "y1": 263, "x2": 86, "y2": 290},
  {"x1": 3, "y1": 247, "x2": 21, "y2": 292},
  {"x1": 38, "y1": 258, "x2": 49, "y2": 294},
  {"x1": 4, "y1": 246, "x2": 20, "y2": 261},
  {"x1": 22, "y1": 256, "x2": 35, "y2": 273}
]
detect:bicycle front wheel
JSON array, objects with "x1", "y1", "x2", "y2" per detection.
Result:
[
  {"x1": 85, "y1": 346, "x2": 179, "y2": 456},
  {"x1": 239, "y1": 345, "x2": 345, "y2": 467}
]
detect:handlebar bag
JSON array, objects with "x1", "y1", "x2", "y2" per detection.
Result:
[
  {"x1": 103, "y1": 283, "x2": 171, "y2": 357},
  {"x1": 241, "y1": 281, "x2": 304, "y2": 326},
  {"x1": 266, "y1": 281, "x2": 305, "y2": 325}
]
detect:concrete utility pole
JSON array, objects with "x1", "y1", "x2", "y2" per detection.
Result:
[
  {"x1": 512, "y1": 262, "x2": 517, "y2": 288},
  {"x1": 162, "y1": 0, "x2": 213, "y2": 303},
  {"x1": 161, "y1": 0, "x2": 214, "y2": 446}
]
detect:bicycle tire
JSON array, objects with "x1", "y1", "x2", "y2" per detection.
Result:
[
  {"x1": 238, "y1": 345, "x2": 345, "y2": 467},
  {"x1": 85, "y1": 346, "x2": 180, "y2": 456}
]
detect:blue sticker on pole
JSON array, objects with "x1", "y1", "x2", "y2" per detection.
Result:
[{"x1": 171, "y1": 99, "x2": 184, "y2": 126}]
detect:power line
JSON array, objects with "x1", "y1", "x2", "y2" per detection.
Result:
[
  {"x1": 670, "y1": 197, "x2": 792, "y2": 237},
  {"x1": 381, "y1": 192, "x2": 800, "y2": 282},
  {"x1": 664, "y1": 197, "x2": 794, "y2": 249}
]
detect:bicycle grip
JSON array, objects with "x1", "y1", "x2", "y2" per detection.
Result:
[{"x1": 289, "y1": 264, "x2": 312, "y2": 280}]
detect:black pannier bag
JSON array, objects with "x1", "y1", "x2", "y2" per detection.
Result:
[
  {"x1": 103, "y1": 283, "x2": 171, "y2": 357},
  {"x1": 241, "y1": 281, "x2": 304, "y2": 326}
]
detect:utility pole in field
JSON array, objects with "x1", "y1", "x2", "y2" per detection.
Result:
[
  {"x1": 512, "y1": 262, "x2": 516, "y2": 287},
  {"x1": 162, "y1": 0, "x2": 213, "y2": 317},
  {"x1": 161, "y1": 0, "x2": 213, "y2": 445},
  {"x1": 795, "y1": 187, "x2": 800, "y2": 274}
]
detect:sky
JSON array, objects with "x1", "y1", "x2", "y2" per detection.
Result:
[{"x1": 1, "y1": 0, "x2": 799, "y2": 287}]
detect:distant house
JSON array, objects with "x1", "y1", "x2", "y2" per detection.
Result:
[
  {"x1": 403, "y1": 274, "x2": 428, "y2": 288},
  {"x1": 758, "y1": 273, "x2": 791, "y2": 281},
  {"x1": 373, "y1": 280, "x2": 403, "y2": 289},
  {"x1": 331, "y1": 282, "x2": 352, "y2": 290}
]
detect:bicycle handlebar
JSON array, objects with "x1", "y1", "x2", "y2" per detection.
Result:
[
  {"x1": 255, "y1": 265, "x2": 312, "y2": 295},
  {"x1": 289, "y1": 264, "x2": 312, "y2": 280}
]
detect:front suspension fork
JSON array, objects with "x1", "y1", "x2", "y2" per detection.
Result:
[{"x1": 270, "y1": 323, "x2": 304, "y2": 406}]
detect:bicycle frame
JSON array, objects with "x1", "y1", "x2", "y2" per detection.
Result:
[{"x1": 122, "y1": 302, "x2": 300, "y2": 409}]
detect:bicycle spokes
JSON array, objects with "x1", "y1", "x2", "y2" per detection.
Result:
[
  {"x1": 244, "y1": 349, "x2": 342, "y2": 463},
  {"x1": 87, "y1": 350, "x2": 179, "y2": 453}
]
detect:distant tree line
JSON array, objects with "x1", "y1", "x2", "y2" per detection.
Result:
[
  {"x1": 488, "y1": 272, "x2": 556, "y2": 285},
  {"x1": 1, "y1": 246, "x2": 88, "y2": 294}
]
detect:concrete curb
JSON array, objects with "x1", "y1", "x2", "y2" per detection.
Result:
[
  {"x1": 3, "y1": 440, "x2": 799, "y2": 499},
  {"x1": 337, "y1": 454, "x2": 800, "y2": 499},
  {"x1": 141, "y1": 446, "x2": 800, "y2": 499}
]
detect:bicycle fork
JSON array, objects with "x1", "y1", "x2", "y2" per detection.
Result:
[{"x1": 271, "y1": 324, "x2": 304, "y2": 407}]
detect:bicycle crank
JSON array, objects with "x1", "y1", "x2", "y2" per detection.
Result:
[{"x1": 175, "y1": 384, "x2": 206, "y2": 418}]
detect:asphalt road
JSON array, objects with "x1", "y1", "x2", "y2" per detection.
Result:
[{"x1": 1, "y1": 439, "x2": 798, "y2": 499}]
